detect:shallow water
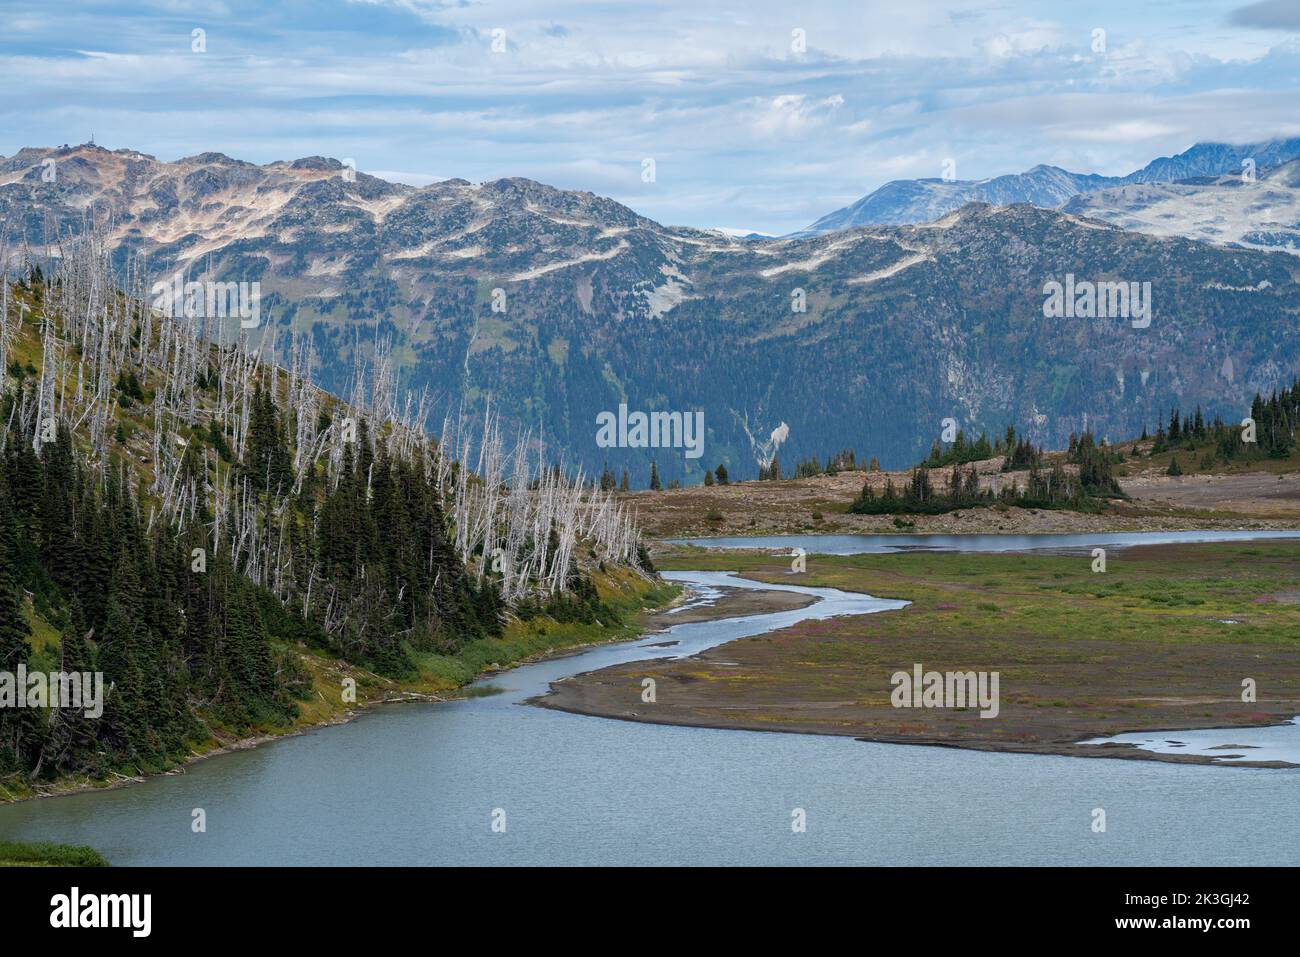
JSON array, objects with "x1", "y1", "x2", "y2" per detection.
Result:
[{"x1": 1084, "y1": 718, "x2": 1300, "y2": 766}]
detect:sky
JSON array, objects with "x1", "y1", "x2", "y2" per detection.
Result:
[{"x1": 3, "y1": 0, "x2": 1299, "y2": 234}]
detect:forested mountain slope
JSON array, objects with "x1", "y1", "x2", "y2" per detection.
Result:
[{"x1": 0, "y1": 233, "x2": 651, "y2": 791}]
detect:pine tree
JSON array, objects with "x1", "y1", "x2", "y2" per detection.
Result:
[
  {"x1": 0, "y1": 471, "x2": 32, "y2": 672},
  {"x1": 649, "y1": 461, "x2": 662, "y2": 491},
  {"x1": 242, "y1": 383, "x2": 294, "y2": 495},
  {"x1": 38, "y1": 421, "x2": 78, "y2": 589}
]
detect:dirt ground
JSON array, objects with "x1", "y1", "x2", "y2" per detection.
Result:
[{"x1": 1121, "y1": 469, "x2": 1300, "y2": 519}]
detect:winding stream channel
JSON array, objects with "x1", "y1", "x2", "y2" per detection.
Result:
[{"x1": 0, "y1": 532, "x2": 1297, "y2": 865}]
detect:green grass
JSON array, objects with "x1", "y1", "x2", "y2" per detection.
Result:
[
  {"x1": 655, "y1": 540, "x2": 1300, "y2": 647},
  {"x1": 615, "y1": 539, "x2": 1300, "y2": 750},
  {"x1": 0, "y1": 840, "x2": 109, "y2": 867},
  {"x1": 416, "y1": 581, "x2": 680, "y2": 686},
  {"x1": 1114, "y1": 436, "x2": 1300, "y2": 478}
]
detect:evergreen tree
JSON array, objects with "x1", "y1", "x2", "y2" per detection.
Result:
[
  {"x1": 0, "y1": 471, "x2": 31, "y2": 672},
  {"x1": 241, "y1": 383, "x2": 294, "y2": 495}
]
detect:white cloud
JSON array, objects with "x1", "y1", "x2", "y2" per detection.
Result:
[{"x1": 0, "y1": 0, "x2": 1297, "y2": 234}]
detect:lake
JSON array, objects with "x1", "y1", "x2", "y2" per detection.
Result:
[{"x1": 1, "y1": 533, "x2": 1296, "y2": 866}]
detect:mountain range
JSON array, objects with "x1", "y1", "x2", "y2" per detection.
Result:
[
  {"x1": 2, "y1": 142, "x2": 1299, "y2": 483},
  {"x1": 799, "y1": 138, "x2": 1300, "y2": 234},
  {"x1": 1061, "y1": 159, "x2": 1300, "y2": 256}
]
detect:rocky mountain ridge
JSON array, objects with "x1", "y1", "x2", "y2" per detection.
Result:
[{"x1": 3, "y1": 143, "x2": 1298, "y2": 483}]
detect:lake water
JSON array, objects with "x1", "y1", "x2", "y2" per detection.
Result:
[
  {"x1": 1082, "y1": 718, "x2": 1300, "y2": 766},
  {"x1": 669, "y1": 529, "x2": 1300, "y2": 554},
  {"x1": 1, "y1": 533, "x2": 1297, "y2": 866}
]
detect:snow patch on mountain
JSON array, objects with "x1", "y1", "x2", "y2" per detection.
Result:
[
  {"x1": 848, "y1": 251, "x2": 930, "y2": 286},
  {"x1": 509, "y1": 241, "x2": 629, "y2": 281},
  {"x1": 640, "y1": 264, "x2": 694, "y2": 318},
  {"x1": 1063, "y1": 161, "x2": 1300, "y2": 255}
]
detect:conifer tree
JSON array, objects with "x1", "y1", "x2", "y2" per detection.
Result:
[{"x1": 0, "y1": 471, "x2": 31, "y2": 672}]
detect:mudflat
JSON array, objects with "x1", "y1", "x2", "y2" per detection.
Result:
[{"x1": 536, "y1": 541, "x2": 1300, "y2": 768}]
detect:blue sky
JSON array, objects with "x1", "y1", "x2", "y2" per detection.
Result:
[{"x1": 3, "y1": 0, "x2": 1299, "y2": 233}]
